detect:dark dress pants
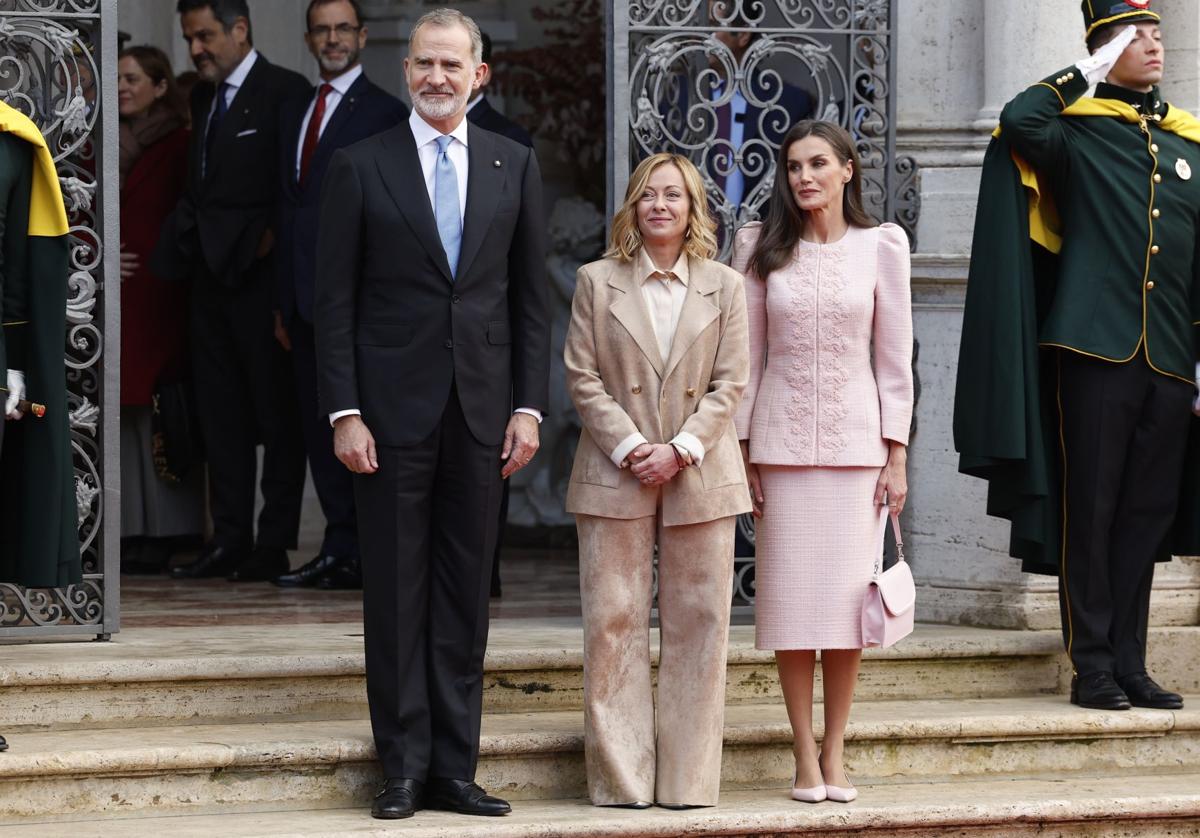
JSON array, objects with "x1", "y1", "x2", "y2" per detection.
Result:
[
  {"x1": 190, "y1": 267, "x2": 306, "y2": 552},
  {"x1": 289, "y1": 318, "x2": 357, "y2": 558},
  {"x1": 1057, "y1": 351, "x2": 1193, "y2": 679},
  {"x1": 355, "y1": 385, "x2": 504, "y2": 781}
]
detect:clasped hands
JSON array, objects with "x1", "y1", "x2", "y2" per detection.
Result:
[
  {"x1": 333, "y1": 412, "x2": 540, "y2": 478},
  {"x1": 624, "y1": 442, "x2": 681, "y2": 487}
]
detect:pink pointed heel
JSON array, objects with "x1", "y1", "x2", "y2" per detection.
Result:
[
  {"x1": 819, "y1": 752, "x2": 858, "y2": 803},
  {"x1": 791, "y1": 767, "x2": 827, "y2": 803}
]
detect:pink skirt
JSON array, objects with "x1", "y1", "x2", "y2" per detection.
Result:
[{"x1": 753, "y1": 465, "x2": 887, "y2": 650}]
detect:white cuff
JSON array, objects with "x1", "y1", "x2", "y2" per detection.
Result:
[
  {"x1": 670, "y1": 431, "x2": 705, "y2": 466},
  {"x1": 329, "y1": 409, "x2": 361, "y2": 428},
  {"x1": 514, "y1": 407, "x2": 543, "y2": 423},
  {"x1": 612, "y1": 432, "x2": 649, "y2": 468}
]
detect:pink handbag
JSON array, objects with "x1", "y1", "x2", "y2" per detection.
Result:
[{"x1": 861, "y1": 512, "x2": 915, "y2": 648}]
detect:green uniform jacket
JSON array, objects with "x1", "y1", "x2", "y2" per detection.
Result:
[
  {"x1": 0, "y1": 118, "x2": 80, "y2": 588},
  {"x1": 954, "y1": 68, "x2": 1200, "y2": 577}
]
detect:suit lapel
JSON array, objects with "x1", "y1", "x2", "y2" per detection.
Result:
[
  {"x1": 608, "y1": 263, "x2": 665, "y2": 379},
  {"x1": 662, "y1": 258, "x2": 721, "y2": 382},
  {"x1": 207, "y1": 56, "x2": 267, "y2": 181},
  {"x1": 375, "y1": 124, "x2": 454, "y2": 282},
  {"x1": 313, "y1": 74, "x2": 367, "y2": 164},
  {"x1": 457, "y1": 124, "x2": 503, "y2": 280}
]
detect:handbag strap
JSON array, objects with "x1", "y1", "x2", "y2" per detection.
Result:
[{"x1": 873, "y1": 510, "x2": 905, "y2": 579}]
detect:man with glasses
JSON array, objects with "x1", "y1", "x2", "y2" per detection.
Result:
[{"x1": 271, "y1": 0, "x2": 407, "y2": 591}]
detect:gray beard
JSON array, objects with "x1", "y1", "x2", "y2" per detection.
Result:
[{"x1": 413, "y1": 89, "x2": 468, "y2": 121}]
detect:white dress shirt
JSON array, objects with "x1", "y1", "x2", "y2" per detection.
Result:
[
  {"x1": 294, "y1": 63, "x2": 363, "y2": 180},
  {"x1": 328, "y1": 110, "x2": 541, "y2": 427},
  {"x1": 609, "y1": 250, "x2": 706, "y2": 468}
]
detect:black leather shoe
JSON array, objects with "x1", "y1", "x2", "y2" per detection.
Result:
[
  {"x1": 1116, "y1": 672, "x2": 1184, "y2": 710},
  {"x1": 603, "y1": 802, "x2": 652, "y2": 809},
  {"x1": 271, "y1": 554, "x2": 341, "y2": 588},
  {"x1": 371, "y1": 777, "x2": 423, "y2": 820},
  {"x1": 1071, "y1": 671, "x2": 1132, "y2": 711},
  {"x1": 0, "y1": 734, "x2": 8, "y2": 752},
  {"x1": 316, "y1": 557, "x2": 362, "y2": 590},
  {"x1": 170, "y1": 544, "x2": 244, "y2": 579},
  {"x1": 227, "y1": 546, "x2": 289, "y2": 582},
  {"x1": 426, "y1": 778, "x2": 511, "y2": 816}
]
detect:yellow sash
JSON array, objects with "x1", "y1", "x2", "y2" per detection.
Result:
[
  {"x1": 995, "y1": 98, "x2": 1200, "y2": 254},
  {"x1": 0, "y1": 100, "x2": 69, "y2": 238}
]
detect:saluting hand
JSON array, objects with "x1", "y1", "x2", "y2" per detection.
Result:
[{"x1": 334, "y1": 415, "x2": 378, "y2": 474}]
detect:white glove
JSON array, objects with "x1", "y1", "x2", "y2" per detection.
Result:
[
  {"x1": 1076, "y1": 25, "x2": 1137, "y2": 86},
  {"x1": 5, "y1": 369, "x2": 25, "y2": 419}
]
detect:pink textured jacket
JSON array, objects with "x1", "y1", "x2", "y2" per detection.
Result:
[{"x1": 733, "y1": 222, "x2": 914, "y2": 467}]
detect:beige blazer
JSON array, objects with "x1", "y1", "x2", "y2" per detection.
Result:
[{"x1": 564, "y1": 254, "x2": 752, "y2": 527}]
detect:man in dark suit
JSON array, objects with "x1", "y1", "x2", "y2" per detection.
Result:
[
  {"x1": 270, "y1": 0, "x2": 407, "y2": 591},
  {"x1": 466, "y1": 32, "x2": 533, "y2": 149},
  {"x1": 314, "y1": 8, "x2": 549, "y2": 820},
  {"x1": 465, "y1": 31, "x2": 533, "y2": 600},
  {"x1": 161, "y1": 0, "x2": 310, "y2": 582}
]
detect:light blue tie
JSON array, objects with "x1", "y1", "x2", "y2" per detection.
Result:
[{"x1": 434, "y1": 135, "x2": 462, "y2": 278}]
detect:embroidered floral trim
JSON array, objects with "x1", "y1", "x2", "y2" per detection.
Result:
[
  {"x1": 780, "y1": 245, "x2": 817, "y2": 460},
  {"x1": 815, "y1": 244, "x2": 850, "y2": 460}
]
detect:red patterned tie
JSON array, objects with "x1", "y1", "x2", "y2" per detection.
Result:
[{"x1": 299, "y1": 84, "x2": 333, "y2": 186}]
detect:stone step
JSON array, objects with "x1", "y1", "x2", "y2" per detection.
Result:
[
  {"x1": 0, "y1": 774, "x2": 1197, "y2": 836},
  {"x1": 8, "y1": 622, "x2": 1195, "y2": 730},
  {"x1": 0, "y1": 696, "x2": 1194, "y2": 819}
]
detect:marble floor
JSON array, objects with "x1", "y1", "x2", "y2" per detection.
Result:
[{"x1": 121, "y1": 548, "x2": 582, "y2": 628}]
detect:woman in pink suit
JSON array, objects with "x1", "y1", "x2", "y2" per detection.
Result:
[{"x1": 733, "y1": 121, "x2": 913, "y2": 804}]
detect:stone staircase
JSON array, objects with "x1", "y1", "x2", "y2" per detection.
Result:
[{"x1": 0, "y1": 619, "x2": 1197, "y2": 836}]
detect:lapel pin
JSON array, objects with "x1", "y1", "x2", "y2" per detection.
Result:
[
  {"x1": 1177, "y1": 158, "x2": 1192, "y2": 181},
  {"x1": 494, "y1": 160, "x2": 502, "y2": 167}
]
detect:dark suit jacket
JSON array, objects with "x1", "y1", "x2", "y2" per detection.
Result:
[
  {"x1": 277, "y1": 73, "x2": 407, "y2": 325},
  {"x1": 315, "y1": 121, "x2": 550, "y2": 448},
  {"x1": 467, "y1": 96, "x2": 533, "y2": 148},
  {"x1": 155, "y1": 53, "x2": 310, "y2": 286}
]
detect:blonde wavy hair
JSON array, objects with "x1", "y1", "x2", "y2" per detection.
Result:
[{"x1": 605, "y1": 153, "x2": 718, "y2": 262}]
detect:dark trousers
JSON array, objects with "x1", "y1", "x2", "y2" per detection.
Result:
[
  {"x1": 190, "y1": 270, "x2": 305, "y2": 552},
  {"x1": 355, "y1": 385, "x2": 503, "y2": 780},
  {"x1": 1056, "y1": 351, "x2": 1192, "y2": 678},
  {"x1": 289, "y1": 318, "x2": 358, "y2": 558}
]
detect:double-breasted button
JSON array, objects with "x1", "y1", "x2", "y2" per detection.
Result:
[
  {"x1": 1154, "y1": 173, "x2": 1163, "y2": 183},
  {"x1": 1151, "y1": 245, "x2": 1160, "y2": 255},
  {"x1": 1153, "y1": 208, "x2": 1161, "y2": 218},
  {"x1": 686, "y1": 387, "x2": 696, "y2": 397},
  {"x1": 631, "y1": 385, "x2": 642, "y2": 394},
  {"x1": 1147, "y1": 281, "x2": 1156, "y2": 290},
  {"x1": 443, "y1": 339, "x2": 453, "y2": 349},
  {"x1": 1151, "y1": 143, "x2": 1160, "y2": 153}
]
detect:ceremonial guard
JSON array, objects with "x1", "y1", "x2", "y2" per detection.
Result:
[
  {"x1": 956, "y1": 2, "x2": 1200, "y2": 712},
  {"x1": 0, "y1": 101, "x2": 79, "y2": 754}
]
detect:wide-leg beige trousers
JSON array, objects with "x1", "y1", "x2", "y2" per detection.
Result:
[{"x1": 577, "y1": 512, "x2": 736, "y2": 807}]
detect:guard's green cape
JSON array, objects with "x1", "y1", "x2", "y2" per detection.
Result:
[
  {"x1": 953, "y1": 130, "x2": 1200, "y2": 576},
  {"x1": 0, "y1": 101, "x2": 80, "y2": 589}
]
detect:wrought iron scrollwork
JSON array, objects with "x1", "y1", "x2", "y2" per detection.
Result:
[
  {"x1": 620, "y1": 0, "x2": 919, "y2": 257},
  {"x1": 0, "y1": 0, "x2": 109, "y2": 633}
]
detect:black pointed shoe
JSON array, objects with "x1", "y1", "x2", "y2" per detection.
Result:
[
  {"x1": 371, "y1": 777, "x2": 423, "y2": 820},
  {"x1": 271, "y1": 554, "x2": 341, "y2": 588},
  {"x1": 1116, "y1": 672, "x2": 1184, "y2": 710},
  {"x1": 316, "y1": 557, "x2": 362, "y2": 590},
  {"x1": 425, "y1": 778, "x2": 511, "y2": 816},
  {"x1": 170, "y1": 544, "x2": 244, "y2": 579},
  {"x1": 1070, "y1": 671, "x2": 1132, "y2": 711},
  {"x1": 227, "y1": 546, "x2": 289, "y2": 582},
  {"x1": 0, "y1": 734, "x2": 7, "y2": 752}
]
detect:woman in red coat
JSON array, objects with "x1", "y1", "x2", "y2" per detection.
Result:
[{"x1": 118, "y1": 46, "x2": 203, "y2": 573}]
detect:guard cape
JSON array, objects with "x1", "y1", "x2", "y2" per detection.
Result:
[
  {"x1": 0, "y1": 100, "x2": 81, "y2": 588},
  {"x1": 953, "y1": 99, "x2": 1200, "y2": 577}
]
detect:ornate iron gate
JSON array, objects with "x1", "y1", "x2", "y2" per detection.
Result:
[
  {"x1": 0, "y1": 0, "x2": 119, "y2": 640},
  {"x1": 607, "y1": 0, "x2": 918, "y2": 604}
]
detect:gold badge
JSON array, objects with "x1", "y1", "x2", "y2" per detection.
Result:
[{"x1": 1177, "y1": 158, "x2": 1193, "y2": 181}]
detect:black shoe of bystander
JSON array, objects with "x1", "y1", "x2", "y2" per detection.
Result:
[{"x1": 1070, "y1": 672, "x2": 1132, "y2": 711}]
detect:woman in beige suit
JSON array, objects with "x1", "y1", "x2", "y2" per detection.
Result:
[{"x1": 565, "y1": 153, "x2": 751, "y2": 809}]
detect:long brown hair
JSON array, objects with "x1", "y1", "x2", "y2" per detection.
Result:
[
  {"x1": 119, "y1": 45, "x2": 188, "y2": 122},
  {"x1": 748, "y1": 120, "x2": 876, "y2": 281}
]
